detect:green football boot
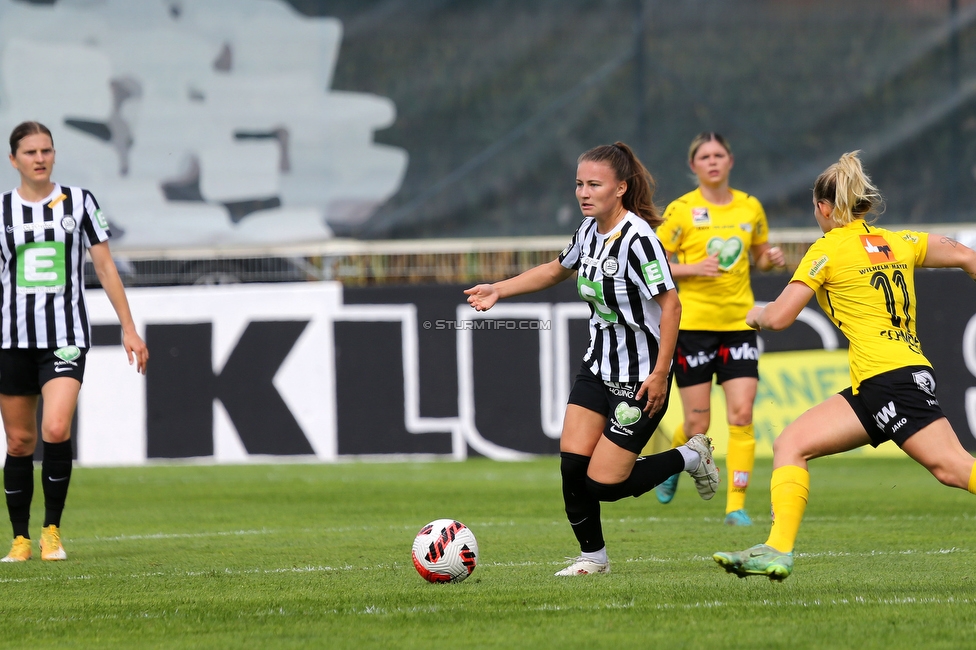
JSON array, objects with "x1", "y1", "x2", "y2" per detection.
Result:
[{"x1": 713, "y1": 543, "x2": 793, "y2": 581}]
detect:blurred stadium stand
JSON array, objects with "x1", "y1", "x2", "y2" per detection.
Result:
[
  {"x1": 320, "y1": 0, "x2": 976, "y2": 239},
  {"x1": 16, "y1": 0, "x2": 976, "y2": 284}
]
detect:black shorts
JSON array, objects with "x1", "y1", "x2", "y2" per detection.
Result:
[
  {"x1": 0, "y1": 347, "x2": 87, "y2": 395},
  {"x1": 841, "y1": 366, "x2": 945, "y2": 448},
  {"x1": 674, "y1": 330, "x2": 760, "y2": 388},
  {"x1": 567, "y1": 365, "x2": 672, "y2": 454}
]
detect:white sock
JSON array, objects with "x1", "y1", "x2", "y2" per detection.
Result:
[
  {"x1": 581, "y1": 547, "x2": 608, "y2": 564},
  {"x1": 677, "y1": 445, "x2": 701, "y2": 472}
]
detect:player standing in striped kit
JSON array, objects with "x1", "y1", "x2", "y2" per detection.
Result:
[
  {"x1": 0, "y1": 121, "x2": 148, "y2": 562},
  {"x1": 466, "y1": 142, "x2": 719, "y2": 576}
]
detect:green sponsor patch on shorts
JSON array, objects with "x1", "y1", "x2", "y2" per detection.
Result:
[{"x1": 54, "y1": 346, "x2": 81, "y2": 362}]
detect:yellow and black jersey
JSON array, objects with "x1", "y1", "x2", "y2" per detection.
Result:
[
  {"x1": 657, "y1": 188, "x2": 768, "y2": 331},
  {"x1": 790, "y1": 220, "x2": 930, "y2": 392}
]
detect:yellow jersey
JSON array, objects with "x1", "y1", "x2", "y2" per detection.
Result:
[
  {"x1": 657, "y1": 188, "x2": 769, "y2": 330},
  {"x1": 790, "y1": 220, "x2": 930, "y2": 392}
]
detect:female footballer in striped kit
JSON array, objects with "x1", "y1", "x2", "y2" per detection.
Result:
[
  {"x1": 654, "y1": 132, "x2": 785, "y2": 526},
  {"x1": 713, "y1": 151, "x2": 976, "y2": 579},
  {"x1": 0, "y1": 121, "x2": 148, "y2": 562},
  {"x1": 466, "y1": 142, "x2": 719, "y2": 576}
]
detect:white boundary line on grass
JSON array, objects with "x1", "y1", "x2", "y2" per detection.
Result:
[{"x1": 0, "y1": 546, "x2": 967, "y2": 586}]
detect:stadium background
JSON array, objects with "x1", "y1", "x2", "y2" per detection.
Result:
[{"x1": 2, "y1": 0, "x2": 976, "y2": 463}]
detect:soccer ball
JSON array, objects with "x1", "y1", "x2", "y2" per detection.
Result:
[{"x1": 411, "y1": 519, "x2": 478, "y2": 583}]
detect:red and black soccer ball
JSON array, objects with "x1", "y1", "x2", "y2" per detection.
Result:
[{"x1": 411, "y1": 519, "x2": 478, "y2": 583}]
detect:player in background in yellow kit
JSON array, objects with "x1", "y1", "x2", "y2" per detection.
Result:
[
  {"x1": 654, "y1": 133, "x2": 785, "y2": 525},
  {"x1": 713, "y1": 151, "x2": 976, "y2": 579}
]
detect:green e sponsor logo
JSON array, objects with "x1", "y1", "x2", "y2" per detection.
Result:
[
  {"x1": 16, "y1": 242, "x2": 66, "y2": 293},
  {"x1": 93, "y1": 209, "x2": 108, "y2": 230},
  {"x1": 642, "y1": 260, "x2": 664, "y2": 285},
  {"x1": 577, "y1": 276, "x2": 618, "y2": 323}
]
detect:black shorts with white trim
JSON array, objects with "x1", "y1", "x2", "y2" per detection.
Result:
[
  {"x1": 674, "y1": 329, "x2": 759, "y2": 388},
  {"x1": 0, "y1": 347, "x2": 87, "y2": 395},
  {"x1": 568, "y1": 364, "x2": 672, "y2": 454},
  {"x1": 841, "y1": 365, "x2": 945, "y2": 448}
]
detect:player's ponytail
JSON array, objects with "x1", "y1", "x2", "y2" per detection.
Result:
[
  {"x1": 578, "y1": 141, "x2": 662, "y2": 227},
  {"x1": 813, "y1": 151, "x2": 883, "y2": 225}
]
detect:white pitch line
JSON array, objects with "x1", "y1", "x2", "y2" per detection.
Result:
[
  {"x1": 0, "y1": 546, "x2": 968, "y2": 586},
  {"x1": 12, "y1": 591, "x2": 974, "y2": 627}
]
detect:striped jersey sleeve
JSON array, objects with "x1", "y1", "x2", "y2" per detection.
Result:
[
  {"x1": 627, "y1": 234, "x2": 676, "y2": 301},
  {"x1": 558, "y1": 219, "x2": 593, "y2": 270}
]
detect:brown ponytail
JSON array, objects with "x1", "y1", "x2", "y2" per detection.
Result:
[{"x1": 578, "y1": 141, "x2": 662, "y2": 227}]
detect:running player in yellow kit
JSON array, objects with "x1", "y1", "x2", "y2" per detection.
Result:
[
  {"x1": 713, "y1": 151, "x2": 976, "y2": 579},
  {"x1": 655, "y1": 133, "x2": 785, "y2": 525}
]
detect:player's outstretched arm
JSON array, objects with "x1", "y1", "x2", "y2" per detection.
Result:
[
  {"x1": 89, "y1": 242, "x2": 149, "y2": 374},
  {"x1": 746, "y1": 281, "x2": 815, "y2": 332},
  {"x1": 920, "y1": 234, "x2": 976, "y2": 281},
  {"x1": 465, "y1": 260, "x2": 575, "y2": 311}
]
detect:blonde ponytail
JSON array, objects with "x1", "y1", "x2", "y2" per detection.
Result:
[{"x1": 813, "y1": 151, "x2": 883, "y2": 225}]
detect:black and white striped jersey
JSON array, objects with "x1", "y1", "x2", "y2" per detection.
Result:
[
  {"x1": 559, "y1": 212, "x2": 676, "y2": 383},
  {"x1": 0, "y1": 184, "x2": 110, "y2": 349}
]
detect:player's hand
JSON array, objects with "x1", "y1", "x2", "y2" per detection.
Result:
[
  {"x1": 464, "y1": 284, "x2": 499, "y2": 311},
  {"x1": 765, "y1": 246, "x2": 786, "y2": 268},
  {"x1": 636, "y1": 371, "x2": 668, "y2": 415},
  {"x1": 122, "y1": 330, "x2": 149, "y2": 374},
  {"x1": 698, "y1": 254, "x2": 720, "y2": 277},
  {"x1": 746, "y1": 306, "x2": 764, "y2": 331}
]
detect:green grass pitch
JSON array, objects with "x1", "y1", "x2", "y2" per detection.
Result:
[{"x1": 1, "y1": 456, "x2": 974, "y2": 649}]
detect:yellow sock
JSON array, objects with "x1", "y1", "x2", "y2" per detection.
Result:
[
  {"x1": 968, "y1": 462, "x2": 976, "y2": 494},
  {"x1": 669, "y1": 423, "x2": 688, "y2": 449},
  {"x1": 765, "y1": 465, "x2": 810, "y2": 554},
  {"x1": 725, "y1": 424, "x2": 755, "y2": 514}
]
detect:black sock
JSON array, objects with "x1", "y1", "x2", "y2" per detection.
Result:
[
  {"x1": 560, "y1": 452, "x2": 604, "y2": 553},
  {"x1": 586, "y1": 449, "x2": 685, "y2": 502},
  {"x1": 4, "y1": 454, "x2": 34, "y2": 539},
  {"x1": 41, "y1": 440, "x2": 72, "y2": 528}
]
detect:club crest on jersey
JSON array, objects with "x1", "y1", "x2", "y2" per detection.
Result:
[
  {"x1": 739, "y1": 223, "x2": 752, "y2": 233},
  {"x1": 912, "y1": 370, "x2": 936, "y2": 396},
  {"x1": 860, "y1": 234, "x2": 893, "y2": 264},
  {"x1": 61, "y1": 216, "x2": 76, "y2": 233},
  {"x1": 601, "y1": 257, "x2": 619, "y2": 277},
  {"x1": 691, "y1": 207, "x2": 710, "y2": 226}
]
